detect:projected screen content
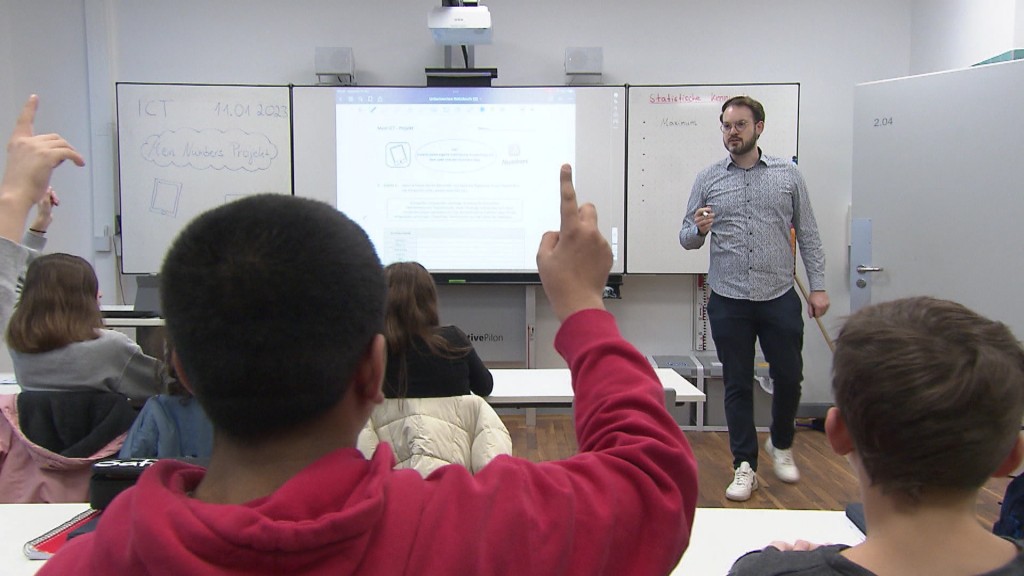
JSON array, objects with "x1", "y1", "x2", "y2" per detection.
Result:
[{"x1": 293, "y1": 86, "x2": 626, "y2": 275}]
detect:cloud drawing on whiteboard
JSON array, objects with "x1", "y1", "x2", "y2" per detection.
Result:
[{"x1": 140, "y1": 128, "x2": 278, "y2": 171}]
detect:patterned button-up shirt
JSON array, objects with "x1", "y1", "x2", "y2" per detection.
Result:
[{"x1": 679, "y1": 152, "x2": 826, "y2": 301}]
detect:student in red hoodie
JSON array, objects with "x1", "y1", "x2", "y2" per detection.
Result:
[{"x1": 38, "y1": 165, "x2": 699, "y2": 575}]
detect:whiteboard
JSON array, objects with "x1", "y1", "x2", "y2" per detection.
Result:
[
  {"x1": 626, "y1": 84, "x2": 800, "y2": 273},
  {"x1": 116, "y1": 83, "x2": 292, "y2": 274},
  {"x1": 852, "y1": 60, "x2": 1024, "y2": 337}
]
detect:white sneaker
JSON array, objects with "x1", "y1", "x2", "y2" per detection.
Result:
[
  {"x1": 726, "y1": 462, "x2": 759, "y2": 501},
  {"x1": 765, "y1": 438, "x2": 800, "y2": 483}
]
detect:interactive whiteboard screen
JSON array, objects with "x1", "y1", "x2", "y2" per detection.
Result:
[{"x1": 294, "y1": 86, "x2": 626, "y2": 277}]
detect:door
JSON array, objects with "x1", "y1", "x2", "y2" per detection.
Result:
[{"x1": 851, "y1": 60, "x2": 1024, "y2": 338}]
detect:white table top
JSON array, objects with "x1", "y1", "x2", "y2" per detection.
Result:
[
  {"x1": 1, "y1": 368, "x2": 704, "y2": 405},
  {"x1": 673, "y1": 508, "x2": 866, "y2": 574},
  {"x1": 0, "y1": 373, "x2": 18, "y2": 396},
  {"x1": 1, "y1": 505, "x2": 861, "y2": 575},
  {"x1": 488, "y1": 367, "x2": 704, "y2": 405},
  {"x1": 102, "y1": 317, "x2": 165, "y2": 327}
]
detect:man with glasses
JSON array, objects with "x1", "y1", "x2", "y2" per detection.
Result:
[{"x1": 679, "y1": 96, "x2": 828, "y2": 502}]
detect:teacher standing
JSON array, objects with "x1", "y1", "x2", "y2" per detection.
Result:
[{"x1": 679, "y1": 96, "x2": 828, "y2": 502}]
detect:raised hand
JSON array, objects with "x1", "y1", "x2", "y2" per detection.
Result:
[
  {"x1": 0, "y1": 95, "x2": 84, "y2": 241},
  {"x1": 536, "y1": 164, "x2": 612, "y2": 322},
  {"x1": 30, "y1": 187, "x2": 60, "y2": 233}
]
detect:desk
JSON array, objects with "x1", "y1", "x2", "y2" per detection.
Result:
[
  {"x1": 488, "y1": 368, "x2": 705, "y2": 426},
  {"x1": 1, "y1": 505, "x2": 862, "y2": 575},
  {"x1": 1, "y1": 372, "x2": 18, "y2": 395},
  {"x1": 673, "y1": 508, "x2": 866, "y2": 574},
  {"x1": 102, "y1": 315, "x2": 166, "y2": 358}
]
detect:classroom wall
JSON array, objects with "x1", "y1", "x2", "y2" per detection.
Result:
[
  {"x1": 0, "y1": 0, "x2": 934, "y2": 405},
  {"x1": 1018, "y1": 2, "x2": 1024, "y2": 45},
  {"x1": 910, "y1": 0, "x2": 1021, "y2": 73},
  {"x1": 0, "y1": 0, "x2": 12, "y2": 124}
]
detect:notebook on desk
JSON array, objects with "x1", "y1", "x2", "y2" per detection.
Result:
[{"x1": 23, "y1": 508, "x2": 102, "y2": 560}]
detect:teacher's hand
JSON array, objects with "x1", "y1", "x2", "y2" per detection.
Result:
[
  {"x1": 695, "y1": 206, "x2": 714, "y2": 236},
  {"x1": 808, "y1": 290, "x2": 830, "y2": 318}
]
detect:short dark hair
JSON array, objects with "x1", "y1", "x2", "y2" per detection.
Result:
[
  {"x1": 720, "y1": 96, "x2": 765, "y2": 125},
  {"x1": 161, "y1": 195, "x2": 385, "y2": 441},
  {"x1": 832, "y1": 297, "x2": 1024, "y2": 500}
]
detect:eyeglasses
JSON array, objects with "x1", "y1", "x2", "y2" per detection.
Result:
[{"x1": 720, "y1": 120, "x2": 751, "y2": 133}]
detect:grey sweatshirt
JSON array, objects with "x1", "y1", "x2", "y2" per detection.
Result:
[
  {"x1": 0, "y1": 237, "x2": 30, "y2": 333},
  {"x1": 11, "y1": 329, "x2": 165, "y2": 404}
]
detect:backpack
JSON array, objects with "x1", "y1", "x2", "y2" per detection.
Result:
[{"x1": 994, "y1": 474, "x2": 1024, "y2": 539}]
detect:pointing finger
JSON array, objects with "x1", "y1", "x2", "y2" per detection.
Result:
[
  {"x1": 13, "y1": 94, "x2": 39, "y2": 139},
  {"x1": 559, "y1": 164, "x2": 579, "y2": 234}
]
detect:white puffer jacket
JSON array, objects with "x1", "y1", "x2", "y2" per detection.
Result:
[{"x1": 357, "y1": 395, "x2": 512, "y2": 477}]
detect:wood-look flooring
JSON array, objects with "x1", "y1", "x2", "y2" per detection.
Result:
[{"x1": 501, "y1": 414, "x2": 1009, "y2": 529}]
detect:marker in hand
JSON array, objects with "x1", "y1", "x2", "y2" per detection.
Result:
[{"x1": 696, "y1": 206, "x2": 714, "y2": 237}]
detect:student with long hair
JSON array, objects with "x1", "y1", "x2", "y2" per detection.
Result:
[
  {"x1": 6, "y1": 252, "x2": 165, "y2": 404},
  {"x1": 383, "y1": 261, "x2": 493, "y2": 398}
]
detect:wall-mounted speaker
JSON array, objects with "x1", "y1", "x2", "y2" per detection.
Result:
[
  {"x1": 564, "y1": 47, "x2": 603, "y2": 75},
  {"x1": 315, "y1": 47, "x2": 355, "y2": 85}
]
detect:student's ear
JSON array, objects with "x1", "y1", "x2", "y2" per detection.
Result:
[
  {"x1": 993, "y1": 433, "x2": 1024, "y2": 478},
  {"x1": 351, "y1": 334, "x2": 385, "y2": 405},
  {"x1": 825, "y1": 407, "x2": 854, "y2": 456},
  {"x1": 170, "y1": 350, "x2": 195, "y2": 396}
]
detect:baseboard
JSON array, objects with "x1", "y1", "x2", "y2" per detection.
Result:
[{"x1": 797, "y1": 403, "x2": 832, "y2": 419}]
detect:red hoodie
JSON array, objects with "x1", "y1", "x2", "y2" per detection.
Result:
[{"x1": 39, "y1": 309, "x2": 698, "y2": 575}]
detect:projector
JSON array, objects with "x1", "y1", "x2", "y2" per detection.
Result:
[{"x1": 428, "y1": 6, "x2": 493, "y2": 45}]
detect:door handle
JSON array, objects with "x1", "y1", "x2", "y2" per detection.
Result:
[{"x1": 856, "y1": 265, "x2": 884, "y2": 273}]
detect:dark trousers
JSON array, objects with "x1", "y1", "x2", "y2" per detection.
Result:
[{"x1": 707, "y1": 288, "x2": 804, "y2": 471}]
